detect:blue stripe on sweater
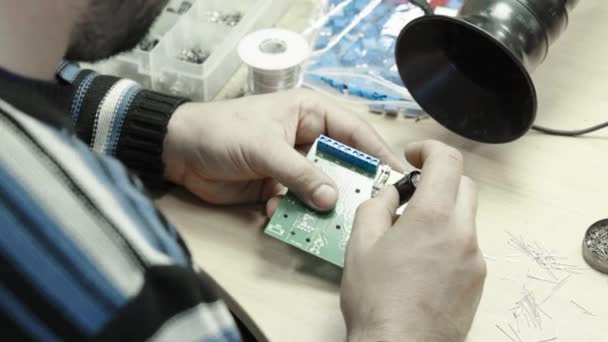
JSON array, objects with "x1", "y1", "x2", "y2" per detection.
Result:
[
  {"x1": 57, "y1": 63, "x2": 82, "y2": 84},
  {"x1": 101, "y1": 157, "x2": 188, "y2": 265},
  {"x1": 0, "y1": 160, "x2": 124, "y2": 309},
  {"x1": 203, "y1": 329, "x2": 242, "y2": 342},
  {"x1": 60, "y1": 132, "x2": 188, "y2": 266},
  {"x1": 55, "y1": 61, "x2": 69, "y2": 75},
  {"x1": 0, "y1": 166, "x2": 119, "y2": 334},
  {"x1": 70, "y1": 72, "x2": 97, "y2": 125},
  {"x1": 0, "y1": 285, "x2": 60, "y2": 342}
]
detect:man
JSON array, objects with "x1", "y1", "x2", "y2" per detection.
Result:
[{"x1": 0, "y1": 0, "x2": 486, "y2": 341}]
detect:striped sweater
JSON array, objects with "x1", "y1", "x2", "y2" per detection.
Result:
[{"x1": 0, "y1": 64, "x2": 243, "y2": 341}]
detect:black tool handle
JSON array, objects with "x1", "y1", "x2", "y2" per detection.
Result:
[{"x1": 394, "y1": 171, "x2": 421, "y2": 205}]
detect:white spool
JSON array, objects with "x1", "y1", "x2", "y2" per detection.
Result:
[{"x1": 238, "y1": 28, "x2": 310, "y2": 94}]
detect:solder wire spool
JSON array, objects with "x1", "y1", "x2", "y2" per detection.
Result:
[{"x1": 238, "y1": 28, "x2": 310, "y2": 95}]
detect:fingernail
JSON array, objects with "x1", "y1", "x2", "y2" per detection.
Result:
[{"x1": 312, "y1": 184, "x2": 338, "y2": 210}]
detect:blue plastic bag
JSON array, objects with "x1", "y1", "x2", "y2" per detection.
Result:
[{"x1": 305, "y1": 0, "x2": 464, "y2": 103}]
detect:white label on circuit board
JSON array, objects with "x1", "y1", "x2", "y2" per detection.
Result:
[{"x1": 267, "y1": 224, "x2": 285, "y2": 236}]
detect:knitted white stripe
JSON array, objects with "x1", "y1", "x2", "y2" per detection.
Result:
[{"x1": 91, "y1": 79, "x2": 138, "y2": 153}]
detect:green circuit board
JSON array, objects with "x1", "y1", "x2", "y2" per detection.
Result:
[{"x1": 264, "y1": 136, "x2": 395, "y2": 267}]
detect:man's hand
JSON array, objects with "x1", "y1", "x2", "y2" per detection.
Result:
[
  {"x1": 341, "y1": 141, "x2": 486, "y2": 342},
  {"x1": 162, "y1": 89, "x2": 405, "y2": 212}
]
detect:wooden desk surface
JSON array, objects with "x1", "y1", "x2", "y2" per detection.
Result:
[{"x1": 157, "y1": 2, "x2": 608, "y2": 341}]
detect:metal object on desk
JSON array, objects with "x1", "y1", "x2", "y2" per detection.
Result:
[
  {"x1": 395, "y1": 0, "x2": 580, "y2": 143},
  {"x1": 583, "y1": 219, "x2": 608, "y2": 274},
  {"x1": 166, "y1": 1, "x2": 192, "y2": 15},
  {"x1": 177, "y1": 48, "x2": 210, "y2": 64},
  {"x1": 238, "y1": 28, "x2": 310, "y2": 95},
  {"x1": 138, "y1": 36, "x2": 159, "y2": 52},
  {"x1": 220, "y1": 11, "x2": 243, "y2": 27},
  {"x1": 205, "y1": 10, "x2": 243, "y2": 26}
]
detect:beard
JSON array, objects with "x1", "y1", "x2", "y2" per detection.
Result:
[{"x1": 65, "y1": 0, "x2": 169, "y2": 61}]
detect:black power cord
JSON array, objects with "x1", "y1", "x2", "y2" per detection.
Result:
[
  {"x1": 409, "y1": 0, "x2": 434, "y2": 15},
  {"x1": 531, "y1": 123, "x2": 608, "y2": 137}
]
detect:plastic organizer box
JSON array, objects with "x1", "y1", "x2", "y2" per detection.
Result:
[{"x1": 90, "y1": 0, "x2": 289, "y2": 100}]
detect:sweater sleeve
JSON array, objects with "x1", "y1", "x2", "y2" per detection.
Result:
[
  {"x1": 0, "y1": 105, "x2": 243, "y2": 342},
  {"x1": 56, "y1": 62, "x2": 189, "y2": 187}
]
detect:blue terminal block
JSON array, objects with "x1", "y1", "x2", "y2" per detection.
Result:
[{"x1": 317, "y1": 135, "x2": 380, "y2": 173}]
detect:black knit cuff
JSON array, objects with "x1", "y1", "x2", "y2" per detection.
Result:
[{"x1": 115, "y1": 90, "x2": 189, "y2": 188}]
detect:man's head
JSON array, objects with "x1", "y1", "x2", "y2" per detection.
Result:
[{"x1": 66, "y1": 0, "x2": 169, "y2": 61}]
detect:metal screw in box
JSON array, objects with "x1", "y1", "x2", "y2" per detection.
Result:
[
  {"x1": 93, "y1": 0, "x2": 291, "y2": 101},
  {"x1": 176, "y1": 48, "x2": 210, "y2": 64},
  {"x1": 205, "y1": 10, "x2": 243, "y2": 26},
  {"x1": 167, "y1": 1, "x2": 192, "y2": 15},
  {"x1": 138, "y1": 36, "x2": 159, "y2": 52}
]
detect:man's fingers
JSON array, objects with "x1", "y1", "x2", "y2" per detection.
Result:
[
  {"x1": 405, "y1": 140, "x2": 463, "y2": 214},
  {"x1": 183, "y1": 176, "x2": 264, "y2": 205},
  {"x1": 453, "y1": 176, "x2": 478, "y2": 232},
  {"x1": 292, "y1": 90, "x2": 407, "y2": 173},
  {"x1": 404, "y1": 141, "x2": 425, "y2": 168},
  {"x1": 260, "y1": 179, "x2": 287, "y2": 202},
  {"x1": 348, "y1": 187, "x2": 399, "y2": 257},
  {"x1": 256, "y1": 143, "x2": 338, "y2": 212},
  {"x1": 266, "y1": 195, "x2": 284, "y2": 218}
]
